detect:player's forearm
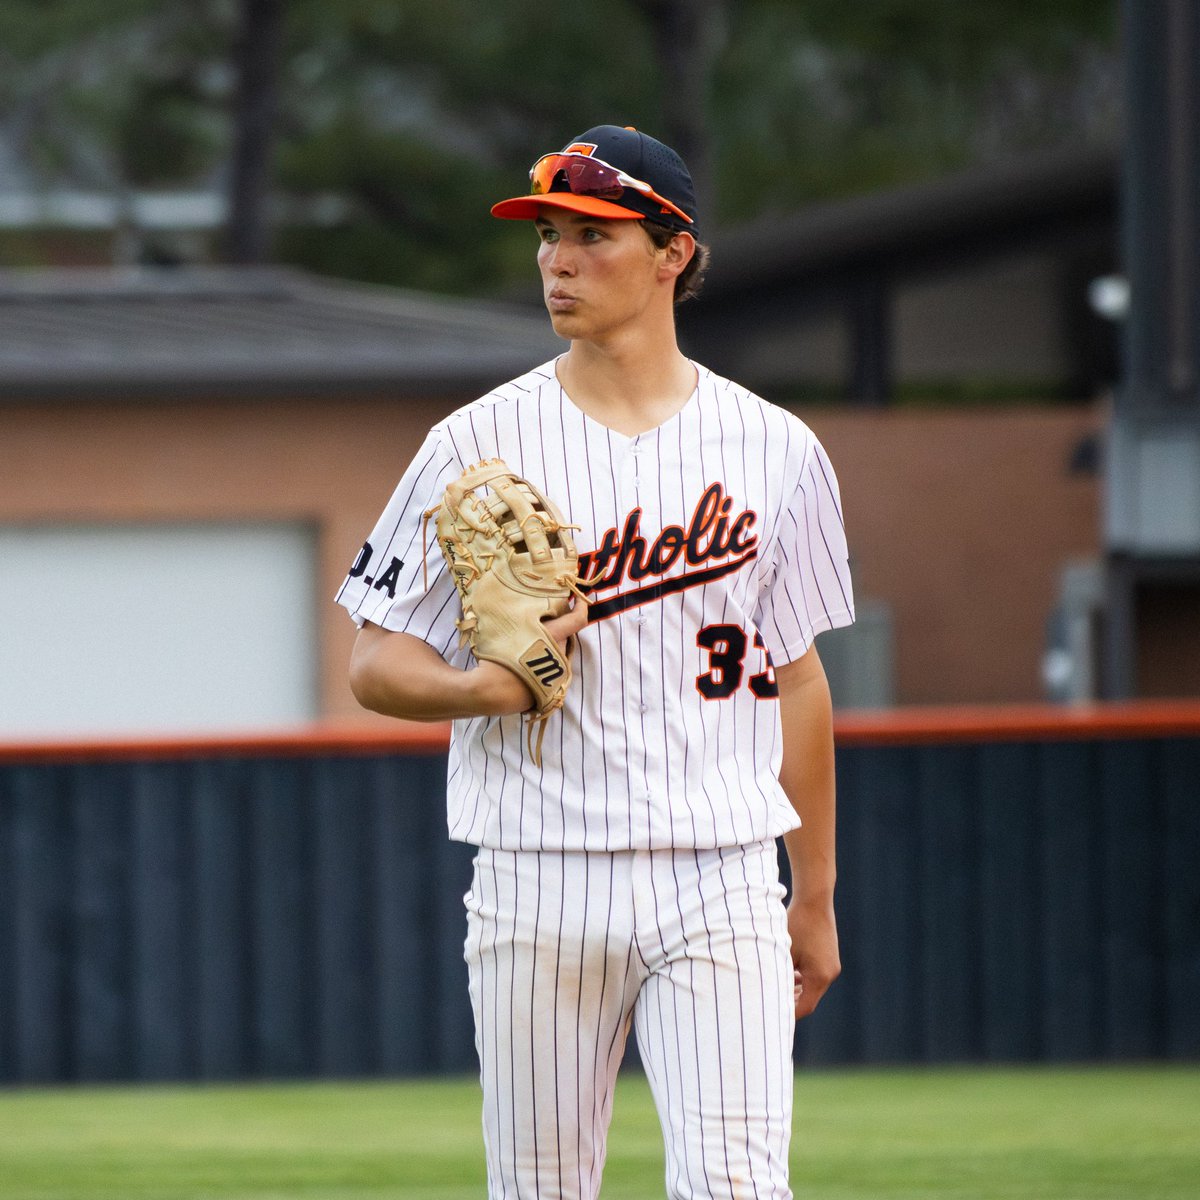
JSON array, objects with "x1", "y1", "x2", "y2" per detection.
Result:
[
  {"x1": 349, "y1": 623, "x2": 530, "y2": 721},
  {"x1": 776, "y1": 647, "x2": 838, "y2": 904},
  {"x1": 781, "y1": 818, "x2": 835, "y2": 908}
]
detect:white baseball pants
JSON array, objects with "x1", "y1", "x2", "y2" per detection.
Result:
[{"x1": 464, "y1": 841, "x2": 795, "y2": 1199}]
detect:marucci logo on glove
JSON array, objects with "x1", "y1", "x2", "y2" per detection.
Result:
[{"x1": 522, "y1": 641, "x2": 567, "y2": 687}]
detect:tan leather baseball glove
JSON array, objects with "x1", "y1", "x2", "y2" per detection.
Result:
[{"x1": 425, "y1": 458, "x2": 590, "y2": 765}]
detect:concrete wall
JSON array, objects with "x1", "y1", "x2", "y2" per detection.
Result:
[{"x1": 0, "y1": 394, "x2": 1103, "y2": 720}]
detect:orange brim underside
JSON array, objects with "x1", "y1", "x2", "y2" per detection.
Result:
[{"x1": 490, "y1": 193, "x2": 644, "y2": 221}]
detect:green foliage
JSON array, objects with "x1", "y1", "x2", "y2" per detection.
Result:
[
  {"x1": 116, "y1": 81, "x2": 223, "y2": 187},
  {"x1": 273, "y1": 120, "x2": 520, "y2": 290},
  {"x1": 276, "y1": 0, "x2": 663, "y2": 164},
  {"x1": 2, "y1": 0, "x2": 1119, "y2": 293},
  {"x1": 270, "y1": 0, "x2": 670, "y2": 290},
  {"x1": 799, "y1": 0, "x2": 1116, "y2": 64},
  {"x1": 0, "y1": 0, "x2": 161, "y2": 62},
  {"x1": 2, "y1": 0, "x2": 233, "y2": 190},
  {"x1": 711, "y1": 0, "x2": 1118, "y2": 218}
]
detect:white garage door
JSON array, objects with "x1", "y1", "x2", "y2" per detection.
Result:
[{"x1": 0, "y1": 523, "x2": 317, "y2": 738}]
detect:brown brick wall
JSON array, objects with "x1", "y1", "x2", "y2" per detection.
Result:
[{"x1": 803, "y1": 405, "x2": 1103, "y2": 704}]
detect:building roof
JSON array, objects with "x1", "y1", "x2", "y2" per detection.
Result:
[
  {"x1": 0, "y1": 266, "x2": 561, "y2": 400},
  {"x1": 1, "y1": 148, "x2": 1120, "y2": 403},
  {"x1": 702, "y1": 143, "x2": 1118, "y2": 295},
  {"x1": 678, "y1": 144, "x2": 1120, "y2": 402}
]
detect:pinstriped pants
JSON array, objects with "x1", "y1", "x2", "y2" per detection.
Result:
[{"x1": 464, "y1": 841, "x2": 795, "y2": 1199}]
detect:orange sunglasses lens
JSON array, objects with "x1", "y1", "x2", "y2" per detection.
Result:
[
  {"x1": 527, "y1": 152, "x2": 693, "y2": 224},
  {"x1": 530, "y1": 154, "x2": 624, "y2": 200}
]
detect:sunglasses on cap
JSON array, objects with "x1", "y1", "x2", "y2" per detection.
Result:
[{"x1": 529, "y1": 152, "x2": 694, "y2": 226}]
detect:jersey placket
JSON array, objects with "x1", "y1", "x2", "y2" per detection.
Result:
[{"x1": 623, "y1": 435, "x2": 656, "y2": 842}]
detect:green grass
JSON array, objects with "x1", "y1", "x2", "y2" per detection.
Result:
[{"x1": 0, "y1": 1066, "x2": 1196, "y2": 1199}]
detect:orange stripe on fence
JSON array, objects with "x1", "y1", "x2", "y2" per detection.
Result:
[
  {"x1": 832, "y1": 699, "x2": 1200, "y2": 745},
  {"x1": 1, "y1": 701, "x2": 1199, "y2": 764},
  {"x1": 0, "y1": 722, "x2": 454, "y2": 764}
]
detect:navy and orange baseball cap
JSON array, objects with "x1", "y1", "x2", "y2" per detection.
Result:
[{"x1": 491, "y1": 125, "x2": 699, "y2": 236}]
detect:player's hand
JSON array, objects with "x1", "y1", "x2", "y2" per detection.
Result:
[
  {"x1": 468, "y1": 601, "x2": 589, "y2": 716},
  {"x1": 543, "y1": 600, "x2": 589, "y2": 643},
  {"x1": 786, "y1": 894, "x2": 840, "y2": 1019}
]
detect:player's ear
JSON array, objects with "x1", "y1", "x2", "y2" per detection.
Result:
[{"x1": 658, "y1": 232, "x2": 696, "y2": 282}]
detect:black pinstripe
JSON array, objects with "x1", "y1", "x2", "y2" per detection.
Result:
[{"x1": 466, "y1": 844, "x2": 793, "y2": 1199}]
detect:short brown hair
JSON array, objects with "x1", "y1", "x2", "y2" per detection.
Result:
[{"x1": 643, "y1": 220, "x2": 710, "y2": 305}]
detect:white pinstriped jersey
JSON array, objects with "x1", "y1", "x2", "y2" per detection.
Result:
[{"x1": 336, "y1": 359, "x2": 854, "y2": 852}]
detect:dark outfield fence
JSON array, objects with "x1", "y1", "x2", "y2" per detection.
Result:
[{"x1": 0, "y1": 704, "x2": 1198, "y2": 1085}]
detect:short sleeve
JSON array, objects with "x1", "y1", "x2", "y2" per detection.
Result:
[
  {"x1": 754, "y1": 434, "x2": 855, "y2": 666},
  {"x1": 333, "y1": 427, "x2": 465, "y2": 657}
]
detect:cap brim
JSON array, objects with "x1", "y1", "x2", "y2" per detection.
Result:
[{"x1": 490, "y1": 193, "x2": 645, "y2": 221}]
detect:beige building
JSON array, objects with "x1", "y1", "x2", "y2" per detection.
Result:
[{"x1": 0, "y1": 265, "x2": 1116, "y2": 741}]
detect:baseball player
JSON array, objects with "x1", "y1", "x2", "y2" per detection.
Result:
[{"x1": 338, "y1": 124, "x2": 854, "y2": 1199}]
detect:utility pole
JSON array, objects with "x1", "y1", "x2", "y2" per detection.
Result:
[
  {"x1": 1105, "y1": 0, "x2": 1200, "y2": 696},
  {"x1": 635, "y1": 0, "x2": 723, "y2": 226},
  {"x1": 226, "y1": 0, "x2": 284, "y2": 264}
]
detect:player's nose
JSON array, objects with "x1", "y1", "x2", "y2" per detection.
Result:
[{"x1": 543, "y1": 240, "x2": 576, "y2": 276}]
